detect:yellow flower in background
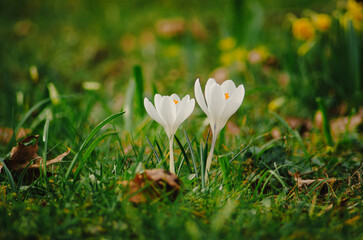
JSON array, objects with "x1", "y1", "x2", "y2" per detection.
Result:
[
  {"x1": 347, "y1": 0, "x2": 363, "y2": 22},
  {"x1": 298, "y1": 41, "x2": 316, "y2": 56},
  {"x1": 220, "y1": 51, "x2": 235, "y2": 66},
  {"x1": 29, "y1": 65, "x2": 39, "y2": 83},
  {"x1": 164, "y1": 44, "x2": 181, "y2": 58},
  {"x1": 292, "y1": 18, "x2": 315, "y2": 41},
  {"x1": 248, "y1": 46, "x2": 270, "y2": 64},
  {"x1": 219, "y1": 47, "x2": 247, "y2": 66},
  {"x1": 234, "y1": 47, "x2": 248, "y2": 61},
  {"x1": 218, "y1": 37, "x2": 236, "y2": 51},
  {"x1": 313, "y1": 14, "x2": 332, "y2": 32},
  {"x1": 268, "y1": 97, "x2": 285, "y2": 112},
  {"x1": 342, "y1": 0, "x2": 363, "y2": 30}
]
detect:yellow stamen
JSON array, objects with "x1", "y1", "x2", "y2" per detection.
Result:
[
  {"x1": 224, "y1": 93, "x2": 230, "y2": 99},
  {"x1": 173, "y1": 99, "x2": 179, "y2": 104}
]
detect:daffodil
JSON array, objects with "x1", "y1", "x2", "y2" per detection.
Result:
[
  {"x1": 144, "y1": 94, "x2": 195, "y2": 174},
  {"x1": 312, "y1": 14, "x2": 331, "y2": 32},
  {"x1": 292, "y1": 18, "x2": 315, "y2": 41},
  {"x1": 194, "y1": 78, "x2": 245, "y2": 181}
]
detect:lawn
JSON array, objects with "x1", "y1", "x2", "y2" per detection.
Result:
[{"x1": 0, "y1": 0, "x2": 362, "y2": 239}]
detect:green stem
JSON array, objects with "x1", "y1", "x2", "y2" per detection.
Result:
[
  {"x1": 205, "y1": 132, "x2": 217, "y2": 183},
  {"x1": 169, "y1": 135, "x2": 175, "y2": 174},
  {"x1": 317, "y1": 98, "x2": 334, "y2": 146}
]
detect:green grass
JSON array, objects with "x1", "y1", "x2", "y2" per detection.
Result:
[{"x1": 0, "y1": 0, "x2": 362, "y2": 239}]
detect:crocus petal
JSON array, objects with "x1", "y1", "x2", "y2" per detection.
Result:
[
  {"x1": 157, "y1": 97, "x2": 177, "y2": 137},
  {"x1": 179, "y1": 98, "x2": 195, "y2": 124},
  {"x1": 221, "y1": 80, "x2": 236, "y2": 94},
  {"x1": 170, "y1": 93, "x2": 181, "y2": 102},
  {"x1": 154, "y1": 94, "x2": 162, "y2": 108},
  {"x1": 194, "y1": 79, "x2": 210, "y2": 116},
  {"x1": 144, "y1": 98, "x2": 166, "y2": 127},
  {"x1": 174, "y1": 96, "x2": 195, "y2": 132},
  {"x1": 183, "y1": 99, "x2": 195, "y2": 122},
  {"x1": 181, "y1": 95, "x2": 190, "y2": 102},
  {"x1": 174, "y1": 97, "x2": 188, "y2": 128},
  {"x1": 205, "y1": 78, "x2": 217, "y2": 103},
  {"x1": 217, "y1": 84, "x2": 245, "y2": 131},
  {"x1": 176, "y1": 95, "x2": 190, "y2": 118},
  {"x1": 206, "y1": 83, "x2": 225, "y2": 132}
]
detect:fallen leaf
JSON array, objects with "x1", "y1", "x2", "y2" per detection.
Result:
[
  {"x1": 330, "y1": 107, "x2": 363, "y2": 139},
  {"x1": 189, "y1": 17, "x2": 208, "y2": 41},
  {"x1": 210, "y1": 67, "x2": 230, "y2": 84},
  {"x1": 155, "y1": 18, "x2": 186, "y2": 38},
  {"x1": 286, "y1": 116, "x2": 313, "y2": 137},
  {"x1": 345, "y1": 215, "x2": 360, "y2": 225},
  {"x1": 227, "y1": 121, "x2": 241, "y2": 136},
  {"x1": 277, "y1": 72, "x2": 290, "y2": 87},
  {"x1": 270, "y1": 127, "x2": 282, "y2": 139},
  {"x1": 0, "y1": 135, "x2": 70, "y2": 183},
  {"x1": 120, "y1": 169, "x2": 181, "y2": 203},
  {"x1": 0, "y1": 127, "x2": 31, "y2": 145},
  {"x1": 290, "y1": 171, "x2": 340, "y2": 196}
]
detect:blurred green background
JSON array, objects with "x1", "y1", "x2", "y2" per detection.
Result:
[{"x1": 0, "y1": 0, "x2": 361, "y2": 127}]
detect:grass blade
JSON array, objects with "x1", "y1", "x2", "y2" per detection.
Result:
[
  {"x1": 65, "y1": 112, "x2": 124, "y2": 180},
  {"x1": 42, "y1": 116, "x2": 51, "y2": 182},
  {"x1": 229, "y1": 144, "x2": 250, "y2": 164},
  {"x1": 200, "y1": 143, "x2": 205, "y2": 189},
  {"x1": 72, "y1": 131, "x2": 117, "y2": 180},
  {"x1": 271, "y1": 111, "x2": 308, "y2": 157},
  {"x1": 133, "y1": 65, "x2": 145, "y2": 117},
  {"x1": 154, "y1": 139, "x2": 164, "y2": 160},
  {"x1": 146, "y1": 136, "x2": 161, "y2": 163},
  {"x1": 184, "y1": 130, "x2": 198, "y2": 177},
  {"x1": 174, "y1": 134, "x2": 192, "y2": 174},
  {"x1": 316, "y1": 98, "x2": 334, "y2": 146},
  {"x1": 0, "y1": 158, "x2": 16, "y2": 192},
  {"x1": 7, "y1": 98, "x2": 50, "y2": 150}
]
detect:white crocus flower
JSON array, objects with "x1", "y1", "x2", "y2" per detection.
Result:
[
  {"x1": 194, "y1": 78, "x2": 245, "y2": 182},
  {"x1": 144, "y1": 94, "x2": 195, "y2": 174}
]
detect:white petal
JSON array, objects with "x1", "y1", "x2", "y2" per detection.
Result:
[
  {"x1": 175, "y1": 94, "x2": 190, "y2": 123},
  {"x1": 206, "y1": 83, "x2": 225, "y2": 132},
  {"x1": 144, "y1": 98, "x2": 165, "y2": 127},
  {"x1": 217, "y1": 84, "x2": 245, "y2": 132},
  {"x1": 205, "y1": 78, "x2": 217, "y2": 103},
  {"x1": 173, "y1": 97, "x2": 195, "y2": 134},
  {"x1": 175, "y1": 97, "x2": 188, "y2": 124},
  {"x1": 154, "y1": 94, "x2": 162, "y2": 108},
  {"x1": 184, "y1": 99, "x2": 195, "y2": 121},
  {"x1": 194, "y1": 79, "x2": 209, "y2": 116},
  {"x1": 181, "y1": 95, "x2": 190, "y2": 102},
  {"x1": 156, "y1": 97, "x2": 176, "y2": 137},
  {"x1": 221, "y1": 80, "x2": 236, "y2": 94},
  {"x1": 170, "y1": 93, "x2": 180, "y2": 102}
]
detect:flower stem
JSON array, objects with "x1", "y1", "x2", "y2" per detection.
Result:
[
  {"x1": 169, "y1": 135, "x2": 175, "y2": 174},
  {"x1": 205, "y1": 133, "x2": 217, "y2": 183}
]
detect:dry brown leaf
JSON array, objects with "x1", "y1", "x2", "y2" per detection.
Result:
[
  {"x1": 0, "y1": 135, "x2": 70, "y2": 183},
  {"x1": 0, "y1": 127, "x2": 31, "y2": 145},
  {"x1": 189, "y1": 17, "x2": 208, "y2": 41},
  {"x1": 345, "y1": 215, "x2": 360, "y2": 225},
  {"x1": 270, "y1": 127, "x2": 282, "y2": 139},
  {"x1": 330, "y1": 107, "x2": 363, "y2": 138},
  {"x1": 286, "y1": 116, "x2": 313, "y2": 137},
  {"x1": 210, "y1": 67, "x2": 230, "y2": 84},
  {"x1": 277, "y1": 72, "x2": 290, "y2": 87},
  {"x1": 227, "y1": 121, "x2": 241, "y2": 136},
  {"x1": 290, "y1": 171, "x2": 339, "y2": 196},
  {"x1": 120, "y1": 169, "x2": 181, "y2": 204},
  {"x1": 155, "y1": 18, "x2": 186, "y2": 38}
]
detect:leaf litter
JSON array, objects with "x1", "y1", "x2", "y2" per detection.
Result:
[
  {"x1": 119, "y1": 169, "x2": 181, "y2": 203},
  {"x1": 0, "y1": 135, "x2": 70, "y2": 183}
]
